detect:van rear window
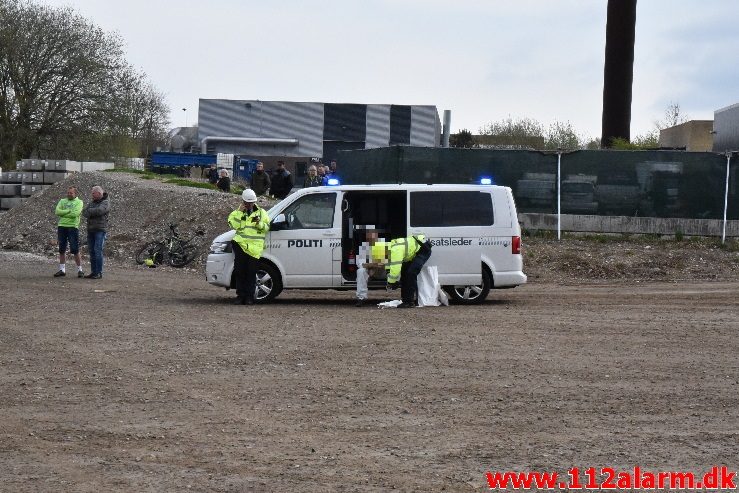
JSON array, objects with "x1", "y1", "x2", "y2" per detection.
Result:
[{"x1": 410, "y1": 191, "x2": 494, "y2": 227}]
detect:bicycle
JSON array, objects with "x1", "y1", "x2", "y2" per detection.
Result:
[{"x1": 135, "y1": 223, "x2": 205, "y2": 268}]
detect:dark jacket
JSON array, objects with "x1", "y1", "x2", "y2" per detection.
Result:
[
  {"x1": 216, "y1": 176, "x2": 231, "y2": 192},
  {"x1": 271, "y1": 169, "x2": 293, "y2": 199},
  {"x1": 207, "y1": 168, "x2": 219, "y2": 184},
  {"x1": 303, "y1": 175, "x2": 322, "y2": 188},
  {"x1": 82, "y1": 192, "x2": 110, "y2": 232},
  {"x1": 250, "y1": 171, "x2": 271, "y2": 196}
]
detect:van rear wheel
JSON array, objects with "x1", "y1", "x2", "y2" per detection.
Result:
[{"x1": 445, "y1": 267, "x2": 491, "y2": 305}]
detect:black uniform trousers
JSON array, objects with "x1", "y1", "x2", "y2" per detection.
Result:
[
  {"x1": 400, "y1": 248, "x2": 432, "y2": 304},
  {"x1": 231, "y1": 240, "x2": 258, "y2": 302}
]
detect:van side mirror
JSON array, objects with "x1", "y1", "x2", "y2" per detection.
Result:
[{"x1": 271, "y1": 213, "x2": 287, "y2": 231}]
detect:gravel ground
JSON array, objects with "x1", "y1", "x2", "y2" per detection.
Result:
[
  {"x1": 0, "y1": 255, "x2": 737, "y2": 491},
  {"x1": 1, "y1": 175, "x2": 738, "y2": 491}
]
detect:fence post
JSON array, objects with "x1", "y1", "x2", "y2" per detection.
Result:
[
  {"x1": 722, "y1": 151, "x2": 732, "y2": 244},
  {"x1": 557, "y1": 150, "x2": 562, "y2": 240}
]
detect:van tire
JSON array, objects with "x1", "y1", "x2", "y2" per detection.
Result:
[
  {"x1": 444, "y1": 266, "x2": 491, "y2": 305},
  {"x1": 230, "y1": 261, "x2": 283, "y2": 303},
  {"x1": 255, "y1": 262, "x2": 282, "y2": 303}
]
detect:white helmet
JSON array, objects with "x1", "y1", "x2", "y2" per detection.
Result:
[{"x1": 241, "y1": 189, "x2": 257, "y2": 202}]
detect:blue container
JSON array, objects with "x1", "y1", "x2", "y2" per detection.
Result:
[
  {"x1": 233, "y1": 158, "x2": 259, "y2": 181},
  {"x1": 150, "y1": 152, "x2": 217, "y2": 167}
]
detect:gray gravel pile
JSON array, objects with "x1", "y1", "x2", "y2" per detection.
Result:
[{"x1": 0, "y1": 171, "x2": 276, "y2": 268}]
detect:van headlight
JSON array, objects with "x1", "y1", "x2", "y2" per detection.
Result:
[{"x1": 209, "y1": 241, "x2": 232, "y2": 254}]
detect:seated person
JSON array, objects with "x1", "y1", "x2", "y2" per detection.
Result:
[{"x1": 354, "y1": 228, "x2": 386, "y2": 307}]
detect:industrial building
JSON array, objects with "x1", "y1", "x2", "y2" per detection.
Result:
[
  {"x1": 713, "y1": 103, "x2": 739, "y2": 152},
  {"x1": 196, "y1": 99, "x2": 441, "y2": 165},
  {"x1": 658, "y1": 120, "x2": 714, "y2": 151}
]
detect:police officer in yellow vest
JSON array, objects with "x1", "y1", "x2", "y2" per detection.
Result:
[
  {"x1": 378, "y1": 234, "x2": 432, "y2": 308},
  {"x1": 228, "y1": 189, "x2": 270, "y2": 305}
]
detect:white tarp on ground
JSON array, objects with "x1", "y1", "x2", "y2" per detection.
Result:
[{"x1": 377, "y1": 266, "x2": 449, "y2": 308}]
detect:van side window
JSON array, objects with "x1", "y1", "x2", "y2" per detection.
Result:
[
  {"x1": 410, "y1": 191, "x2": 494, "y2": 227},
  {"x1": 282, "y1": 192, "x2": 337, "y2": 229}
]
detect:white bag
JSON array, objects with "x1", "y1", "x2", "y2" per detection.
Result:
[{"x1": 417, "y1": 265, "x2": 448, "y2": 307}]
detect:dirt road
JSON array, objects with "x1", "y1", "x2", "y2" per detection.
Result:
[{"x1": 1, "y1": 253, "x2": 738, "y2": 492}]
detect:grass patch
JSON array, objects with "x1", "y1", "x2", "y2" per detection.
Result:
[
  {"x1": 522, "y1": 229, "x2": 558, "y2": 240},
  {"x1": 105, "y1": 167, "x2": 156, "y2": 178},
  {"x1": 719, "y1": 239, "x2": 739, "y2": 252}
]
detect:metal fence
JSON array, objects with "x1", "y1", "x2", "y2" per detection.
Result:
[{"x1": 337, "y1": 147, "x2": 738, "y2": 222}]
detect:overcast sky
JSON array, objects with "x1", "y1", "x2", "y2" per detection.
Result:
[{"x1": 42, "y1": 0, "x2": 739, "y2": 140}]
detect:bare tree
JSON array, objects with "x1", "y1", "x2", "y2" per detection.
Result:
[{"x1": 0, "y1": 0, "x2": 169, "y2": 165}]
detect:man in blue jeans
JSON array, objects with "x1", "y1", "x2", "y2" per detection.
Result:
[{"x1": 82, "y1": 185, "x2": 110, "y2": 279}]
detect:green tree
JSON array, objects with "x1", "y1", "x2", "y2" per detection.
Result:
[
  {"x1": 479, "y1": 117, "x2": 587, "y2": 150},
  {"x1": 0, "y1": 0, "x2": 169, "y2": 166},
  {"x1": 479, "y1": 116, "x2": 545, "y2": 148},
  {"x1": 544, "y1": 120, "x2": 583, "y2": 150},
  {"x1": 449, "y1": 129, "x2": 477, "y2": 148}
]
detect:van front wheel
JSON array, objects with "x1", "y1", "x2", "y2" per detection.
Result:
[
  {"x1": 255, "y1": 262, "x2": 282, "y2": 303},
  {"x1": 445, "y1": 268, "x2": 491, "y2": 305}
]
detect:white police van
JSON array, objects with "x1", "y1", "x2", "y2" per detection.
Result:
[{"x1": 206, "y1": 183, "x2": 526, "y2": 304}]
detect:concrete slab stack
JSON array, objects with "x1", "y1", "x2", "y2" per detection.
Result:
[
  {"x1": 0, "y1": 197, "x2": 25, "y2": 210},
  {"x1": 21, "y1": 172, "x2": 44, "y2": 184},
  {"x1": 81, "y1": 161, "x2": 114, "y2": 172},
  {"x1": 43, "y1": 171, "x2": 74, "y2": 184},
  {"x1": 0, "y1": 184, "x2": 22, "y2": 196},
  {"x1": 1, "y1": 158, "x2": 113, "y2": 212},
  {"x1": 46, "y1": 160, "x2": 82, "y2": 172}
]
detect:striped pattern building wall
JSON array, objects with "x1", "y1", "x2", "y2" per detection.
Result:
[
  {"x1": 198, "y1": 99, "x2": 440, "y2": 159},
  {"x1": 714, "y1": 103, "x2": 739, "y2": 152}
]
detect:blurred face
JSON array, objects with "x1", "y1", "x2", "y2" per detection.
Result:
[
  {"x1": 256, "y1": 163, "x2": 264, "y2": 172},
  {"x1": 91, "y1": 189, "x2": 102, "y2": 201},
  {"x1": 366, "y1": 230, "x2": 379, "y2": 244},
  {"x1": 330, "y1": 161, "x2": 337, "y2": 172},
  {"x1": 308, "y1": 166, "x2": 317, "y2": 176},
  {"x1": 318, "y1": 167, "x2": 325, "y2": 176},
  {"x1": 66, "y1": 187, "x2": 77, "y2": 200}
]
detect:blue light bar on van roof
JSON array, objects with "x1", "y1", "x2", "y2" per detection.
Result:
[
  {"x1": 480, "y1": 177, "x2": 493, "y2": 185},
  {"x1": 327, "y1": 178, "x2": 340, "y2": 186}
]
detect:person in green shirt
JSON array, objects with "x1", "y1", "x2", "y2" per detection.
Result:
[{"x1": 53, "y1": 186, "x2": 84, "y2": 277}]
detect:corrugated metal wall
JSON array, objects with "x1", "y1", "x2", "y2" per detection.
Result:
[
  {"x1": 714, "y1": 103, "x2": 739, "y2": 152},
  {"x1": 198, "y1": 100, "x2": 324, "y2": 156},
  {"x1": 197, "y1": 99, "x2": 439, "y2": 157},
  {"x1": 365, "y1": 105, "x2": 391, "y2": 149},
  {"x1": 411, "y1": 105, "x2": 441, "y2": 147}
]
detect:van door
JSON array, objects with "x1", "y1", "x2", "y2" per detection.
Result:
[
  {"x1": 267, "y1": 191, "x2": 340, "y2": 287},
  {"x1": 407, "y1": 190, "x2": 486, "y2": 285}
]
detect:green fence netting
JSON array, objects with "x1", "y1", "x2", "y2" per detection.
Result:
[{"x1": 337, "y1": 147, "x2": 738, "y2": 220}]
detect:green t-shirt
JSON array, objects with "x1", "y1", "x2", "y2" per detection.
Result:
[{"x1": 55, "y1": 197, "x2": 83, "y2": 228}]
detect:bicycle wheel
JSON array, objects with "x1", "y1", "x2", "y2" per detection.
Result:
[
  {"x1": 168, "y1": 244, "x2": 199, "y2": 267},
  {"x1": 135, "y1": 241, "x2": 165, "y2": 265}
]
